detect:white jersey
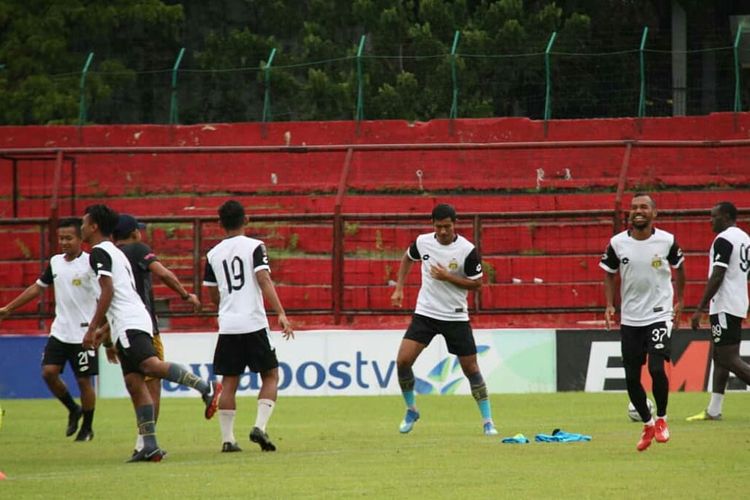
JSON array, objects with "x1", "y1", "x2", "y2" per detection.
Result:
[
  {"x1": 708, "y1": 226, "x2": 750, "y2": 318},
  {"x1": 407, "y1": 233, "x2": 482, "y2": 321},
  {"x1": 36, "y1": 252, "x2": 99, "y2": 344},
  {"x1": 600, "y1": 228, "x2": 684, "y2": 327},
  {"x1": 89, "y1": 240, "x2": 153, "y2": 344},
  {"x1": 203, "y1": 235, "x2": 271, "y2": 334}
]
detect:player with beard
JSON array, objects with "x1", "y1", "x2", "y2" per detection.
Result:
[{"x1": 600, "y1": 193, "x2": 685, "y2": 452}]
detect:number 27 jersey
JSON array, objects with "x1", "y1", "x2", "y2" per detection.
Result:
[{"x1": 203, "y1": 235, "x2": 271, "y2": 334}]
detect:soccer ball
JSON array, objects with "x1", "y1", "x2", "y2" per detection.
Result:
[{"x1": 627, "y1": 399, "x2": 654, "y2": 422}]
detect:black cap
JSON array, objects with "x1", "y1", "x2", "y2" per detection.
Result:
[{"x1": 113, "y1": 214, "x2": 146, "y2": 240}]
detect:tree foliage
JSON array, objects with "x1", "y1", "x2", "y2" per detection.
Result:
[{"x1": 0, "y1": 0, "x2": 742, "y2": 124}]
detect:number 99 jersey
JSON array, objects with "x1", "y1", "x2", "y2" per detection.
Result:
[
  {"x1": 203, "y1": 235, "x2": 271, "y2": 334},
  {"x1": 708, "y1": 226, "x2": 750, "y2": 318}
]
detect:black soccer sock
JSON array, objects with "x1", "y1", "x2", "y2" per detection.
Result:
[
  {"x1": 468, "y1": 371, "x2": 488, "y2": 403},
  {"x1": 135, "y1": 404, "x2": 158, "y2": 450},
  {"x1": 81, "y1": 409, "x2": 95, "y2": 431},
  {"x1": 648, "y1": 355, "x2": 669, "y2": 418},
  {"x1": 397, "y1": 366, "x2": 415, "y2": 393},
  {"x1": 58, "y1": 391, "x2": 80, "y2": 413},
  {"x1": 624, "y1": 361, "x2": 651, "y2": 422},
  {"x1": 165, "y1": 363, "x2": 210, "y2": 394}
]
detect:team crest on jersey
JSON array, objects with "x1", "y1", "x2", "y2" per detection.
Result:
[
  {"x1": 71, "y1": 278, "x2": 82, "y2": 286},
  {"x1": 651, "y1": 255, "x2": 662, "y2": 269},
  {"x1": 448, "y1": 258, "x2": 458, "y2": 271}
]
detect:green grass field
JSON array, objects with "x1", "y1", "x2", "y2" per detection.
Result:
[{"x1": 1, "y1": 392, "x2": 749, "y2": 498}]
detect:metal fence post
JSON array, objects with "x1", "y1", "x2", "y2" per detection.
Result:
[
  {"x1": 169, "y1": 47, "x2": 186, "y2": 125},
  {"x1": 78, "y1": 52, "x2": 94, "y2": 126},
  {"x1": 638, "y1": 27, "x2": 649, "y2": 118},
  {"x1": 543, "y1": 32, "x2": 557, "y2": 123},
  {"x1": 449, "y1": 30, "x2": 461, "y2": 119},
  {"x1": 734, "y1": 27, "x2": 745, "y2": 112},
  {"x1": 262, "y1": 48, "x2": 277, "y2": 123},
  {"x1": 355, "y1": 35, "x2": 366, "y2": 123}
]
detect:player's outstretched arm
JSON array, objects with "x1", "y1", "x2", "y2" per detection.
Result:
[
  {"x1": 150, "y1": 260, "x2": 201, "y2": 312},
  {"x1": 256, "y1": 269, "x2": 294, "y2": 340},
  {"x1": 0, "y1": 283, "x2": 44, "y2": 323},
  {"x1": 391, "y1": 252, "x2": 413, "y2": 308}
]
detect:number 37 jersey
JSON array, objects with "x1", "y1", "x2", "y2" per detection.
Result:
[{"x1": 203, "y1": 235, "x2": 271, "y2": 334}]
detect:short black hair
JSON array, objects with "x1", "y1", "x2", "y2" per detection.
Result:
[
  {"x1": 84, "y1": 204, "x2": 119, "y2": 237},
  {"x1": 219, "y1": 200, "x2": 246, "y2": 230},
  {"x1": 432, "y1": 203, "x2": 457, "y2": 222},
  {"x1": 58, "y1": 217, "x2": 82, "y2": 237},
  {"x1": 631, "y1": 192, "x2": 656, "y2": 208},
  {"x1": 715, "y1": 201, "x2": 738, "y2": 221}
]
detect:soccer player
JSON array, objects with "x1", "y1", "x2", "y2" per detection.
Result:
[
  {"x1": 0, "y1": 218, "x2": 98, "y2": 442},
  {"x1": 203, "y1": 200, "x2": 294, "y2": 453},
  {"x1": 390, "y1": 203, "x2": 498, "y2": 436},
  {"x1": 600, "y1": 193, "x2": 685, "y2": 452},
  {"x1": 79, "y1": 204, "x2": 220, "y2": 462},
  {"x1": 113, "y1": 213, "x2": 202, "y2": 454},
  {"x1": 688, "y1": 202, "x2": 750, "y2": 420}
]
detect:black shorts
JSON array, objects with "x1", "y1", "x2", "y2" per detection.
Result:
[
  {"x1": 213, "y1": 329, "x2": 279, "y2": 375},
  {"x1": 621, "y1": 321, "x2": 672, "y2": 365},
  {"x1": 710, "y1": 312, "x2": 743, "y2": 347},
  {"x1": 42, "y1": 336, "x2": 99, "y2": 377},
  {"x1": 404, "y1": 313, "x2": 477, "y2": 357},
  {"x1": 116, "y1": 330, "x2": 158, "y2": 376}
]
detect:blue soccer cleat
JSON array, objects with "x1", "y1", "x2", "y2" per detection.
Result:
[
  {"x1": 483, "y1": 422, "x2": 499, "y2": 436},
  {"x1": 399, "y1": 409, "x2": 420, "y2": 433}
]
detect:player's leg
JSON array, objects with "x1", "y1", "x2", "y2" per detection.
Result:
[
  {"x1": 70, "y1": 343, "x2": 97, "y2": 441},
  {"x1": 117, "y1": 333, "x2": 164, "y2": 462},
  {"x1": 137, "y1": 331, "x2": 220, "y2": 420},
  {"x1": 248, "y1": 329, "x2": 282, "y2": 451},
  {"x1": 218, "y1": 375, "x2": 241, "y2": 452},
  {"x1": 621, "y1": 325, "x2": 655, "y2": 451},
  {"x1": 687, "y1": 345, "x2": 728, "y2": 421},
  {"x1": 396, "y1": 315, "x2": 433, "y2": 433},
  {"x1": 123, "y1": 372, "x2": 163, "y2": 462},
  {"x1": 137, "y1": 334, "x2": 164, "y2": 452},
  {"x1": 396, "y1": 339, "x2": 425, "y2": 433},
  {"x1": 447, "y1": 320, "x2": 497, "y2": 435},
  {"x1": 712, "y1": 314, "x2": 750, "y2": 384},
  {"x1": 41, "y1": 337, "x2": 82, "y2": 437},
  {"x1": 457, "y1": 354, "x2": 497, "y2": 435}
]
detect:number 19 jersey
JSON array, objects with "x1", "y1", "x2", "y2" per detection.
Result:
[{"x1": 203, "y1": 235, "x2": 271, "y2": 334}]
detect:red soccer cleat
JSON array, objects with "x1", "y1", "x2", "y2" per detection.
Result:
[
  {"x1": 203, "y1": 381, "x2": 222, "y2": 420},
  {"x1": 654, "y1": 418, "x2": 670, "y2": 443},
  {"x1": 636, "y1": 424, "x2": 655, "y2": 452}
]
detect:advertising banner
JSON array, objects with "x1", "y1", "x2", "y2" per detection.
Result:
[
  {"x1": 556, "y1": 329, "x2": 750, "y2": 392},
  {"x1": 98, "y1": 329, "x2": 556, "y2": 398},
  {"x1": 0, "y1": 335, "x2": 82, "y2": 398}
]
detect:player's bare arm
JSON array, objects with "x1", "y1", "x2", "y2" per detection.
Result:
[
  {"x1": 391, "y1": 251, "x2": 414, "y2": 307},
  {"x1": 0, "y1": 283, "x2": 44, "y2": 322},
  {"x1": 673, "y1": 264, "x2": 686, "y2": 329},
  {"x1": 256, "y1": 269, "x2": 294, "y2": 340},
  {"x1": 149, "y1": 260, "x2": 201, "y2": 312},
  {"x1": 429, "y1": 263, "x2": 482, "y2": 290},
  {"x1": 603, "y1": 272, "x2": 617, "y2": 331},
  {"x1": 691, "y1": 266, "x2": 727, "y2": 330},
  {"x1": 83, "y1": 275, "x2": 114, "y2": 349}
]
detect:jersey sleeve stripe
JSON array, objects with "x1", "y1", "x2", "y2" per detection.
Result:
[
  {"x1": 202, "y1": 280, "x2": 218, "y2": 286},
  {"x1": 466, "y1": 272, "x2": 483, "y2": 280},
  {"x1": 712, "y1": 261, "x2": 730, "y2": 269},
  {"x1": 670, "y1": 256, "x2": 685, "y2": 268},
  {"x1": 599, "y1": 261, "x2": 618, "y2": 273},
  {"x1": 35, "y1": 279, "x2": 50, "y2": 288},
  {"x1": 253, "y1": 264, "x2": 271, "y2": 273}
]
